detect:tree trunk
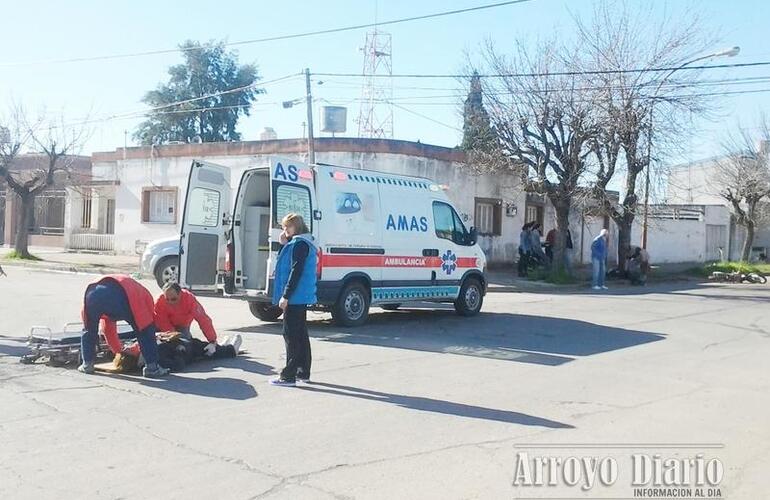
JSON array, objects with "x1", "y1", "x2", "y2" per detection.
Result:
[
  {"x1": 14, "y1": 194, "x2": 33, "y2": 259},
  {"x1": 553, "y1": 202, "x2": 570, "y2": 274},
  {"x1": 615, "y1": 219, "x2": 633, "y2": 273},
  {"x1": 741, "y1": 221, "x2": 755, "y2": 262}
]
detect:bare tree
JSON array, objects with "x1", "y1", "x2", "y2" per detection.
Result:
[
  {"x1": 577, "y1": 2, "x2": 716, "y2": 270},
  {"x1": 0, "y1": 106, "x2": 88, "y2": 259},
  {"x1": 469, "y1": 39, "x2": 599, "y2": 274},
  {"x1": 712, "y1": 119, "x2": 770, "y2": 261}
]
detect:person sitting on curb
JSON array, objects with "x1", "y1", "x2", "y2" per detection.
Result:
[
  {"x1": 80, "y1": 274, "x2": 168, "y2": 378},
  {"x1": 153, "y1": 282, "x2": 242, "y2": 365},
  {"x1": 627, "y1": 246, "x2": 650, "y2": 286}
]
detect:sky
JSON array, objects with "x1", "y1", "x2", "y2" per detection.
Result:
[{"x1": 0, "y1": 0, "x2": 768, "y2": 168}]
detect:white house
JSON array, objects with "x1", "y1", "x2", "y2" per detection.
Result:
[
  {"x1": 79, "y1": 138, "x2": 537, "y2": 265},
  {"x1": 667, "y1": 156, "x2": 770, "y2": 261}
]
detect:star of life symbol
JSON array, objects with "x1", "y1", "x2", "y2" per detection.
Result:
[{"x1": 441, "y1": 249, "x2": 457, "y2": 275}]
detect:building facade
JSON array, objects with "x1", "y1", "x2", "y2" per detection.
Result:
[
  {"x1": 667, "y1": 158, "x2": 770, "y2": 261},
  {"x1": 88, "y1": 138, "x2": 529, "y2": 265}
]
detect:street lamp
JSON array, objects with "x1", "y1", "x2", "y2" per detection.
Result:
[{"x1": 641, "y1": 46, "x2": 740, "y2": 249}]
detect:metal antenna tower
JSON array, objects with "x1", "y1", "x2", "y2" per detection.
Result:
[{"x1": 357, "y1": 27, "x2": 393, "y2": 139}]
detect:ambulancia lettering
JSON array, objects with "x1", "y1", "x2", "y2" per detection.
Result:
[
  {"x1": 384, "y1": 257, "x2": 427, "y2": 267},
  {"x1": 386, "y1": 214, "x2": 429, "y2": 232}
]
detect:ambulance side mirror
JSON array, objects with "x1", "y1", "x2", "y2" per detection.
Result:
[{"x1": 469, "y1": 227, "x2": 478, "y2": 246}]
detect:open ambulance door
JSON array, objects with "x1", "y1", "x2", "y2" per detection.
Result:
[{"x1": 179, "y1": 160, "x2": 231, "y2": 293}]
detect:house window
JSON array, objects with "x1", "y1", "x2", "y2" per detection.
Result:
[
  {"x1": 525, "y1": 204, "x2": 544, "y2": 227},
  {"x1": 81, "y1": 193, "x2": 92, "y2": 229},
  {"x1": 142, "y1": 188, "x2": 177, "y2": 224},
  {"x1": 474, "y1": 198, "x2": 502, "y2": 236}
]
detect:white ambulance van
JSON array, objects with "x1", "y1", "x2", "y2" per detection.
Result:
[{"x1": 179, "y1": 157, "x2": 487, "y2": 326}]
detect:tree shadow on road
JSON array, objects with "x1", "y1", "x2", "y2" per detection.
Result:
[
  {"x1": 234, "y1": 310, "x2": 664, "y2": 367},
  {"x1": 300, "y1": 381, "x2": 573, "y2": 429}
]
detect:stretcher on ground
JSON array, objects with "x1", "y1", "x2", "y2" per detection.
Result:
[{"x1": 20, "y1": 322, "x2": 136, "y2": 366}]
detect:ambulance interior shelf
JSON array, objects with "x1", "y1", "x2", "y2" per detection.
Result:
[{"x1": 236, "y1": 169, "x2": 270, "y2": 291}]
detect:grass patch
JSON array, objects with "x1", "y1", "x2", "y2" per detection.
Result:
[
  {"x1": 527, "y1": 267, "x2": 579, "y2": 284},
  {"x1": 688, "y1": 261, "x2": 769, "y2": 277},
  {"x1": 3, "y1": 250, "x2": 42, "y2": 261}
]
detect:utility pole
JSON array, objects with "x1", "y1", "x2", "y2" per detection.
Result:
[
  {"x1": 305, "y1": 68, "x2": 315, "y2": 164},
  {"x1": 641, "y1": 46, "x2": 739, "y2": 249}
]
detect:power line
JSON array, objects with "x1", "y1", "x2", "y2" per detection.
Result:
[
  {"x1": 56, "y1": 73, "x2": 301, "y2": 128},
  {"x1": 0, "y1": 1, "x2": 535, "y2": 67},
  {"x1": 388, "y1": 101, "x2": 462, "y2": 132},
  {"x1": 314, "y1": 60, "x2": 770, "y2": 79}
]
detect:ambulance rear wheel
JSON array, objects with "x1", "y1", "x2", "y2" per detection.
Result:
[
  {"x1": 333, "y1": 282, "x2": 370, "y2": 327},
  {"x1": 454, "y1": 278, "x2": 483, "y2": 316},
  {"x1": 249, "y1": 302, "x2": 283, "y2": 322}
]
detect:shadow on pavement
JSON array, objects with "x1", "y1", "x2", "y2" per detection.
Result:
[
  {"x1": 138, "y1": 374, "x2": 258, "y2": 400},
  {"x1": 234, "y1": 309, "x2": 664, "y2": 367},
  {"x1": 0, "y1": 338, "x2": 33, "y2": 358},
  {"x1": 180, "y1": 354, "x2": 276, "y2": 376},
  {"x1": 300, "y1": 381, "x2": 573, "y2": 429}
]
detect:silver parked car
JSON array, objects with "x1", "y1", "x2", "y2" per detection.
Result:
[{"x1": 140, "y1": 235, "x2": 180, "y2": 288}]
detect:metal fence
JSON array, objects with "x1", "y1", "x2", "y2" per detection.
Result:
[{"x1": 66, "y1": 232, "x2": 115, "y2": 252}]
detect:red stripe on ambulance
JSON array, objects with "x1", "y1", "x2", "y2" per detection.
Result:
[{"x1": 321, "y1": 254, "x2": 478, "y2": 268}]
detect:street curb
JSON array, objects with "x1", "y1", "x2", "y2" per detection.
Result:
[{"x1": 1, "y1": 259, "x2": 137, "y2": 276}]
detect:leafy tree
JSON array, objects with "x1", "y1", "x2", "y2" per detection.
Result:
[{"x1": 134, "y1": 40, "x2": 263, "y2": 145}]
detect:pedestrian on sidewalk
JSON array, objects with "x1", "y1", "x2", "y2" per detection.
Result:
[
  {"x1": 529, "y1": 223, "x2": 546, "y2": 266},
  {"x1": 517, "y1": 222, "x2": 532, "y2": 277},
  {"x1": 271, "y1": 213, "x2": 318, "y2": 387},
  {"x1": 591, "y1": 229, "x2": 609, "y2": 290}
]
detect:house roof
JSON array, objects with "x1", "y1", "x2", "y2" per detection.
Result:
[{"x1": 92, "y1": 137, "x2": 466, "y2": 163}]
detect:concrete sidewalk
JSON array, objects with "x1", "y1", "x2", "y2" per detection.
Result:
[{"x1": 0, "y1": 246, "x2": 140, "y2": 275}]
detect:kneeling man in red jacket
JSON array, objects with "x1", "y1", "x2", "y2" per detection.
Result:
[{"x1": 154, "y1": 283, "x2": 241, "y2": 362}]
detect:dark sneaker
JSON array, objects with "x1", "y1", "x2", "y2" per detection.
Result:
[{"x1": 270, "y1": 378, "x2": 296, "y2": 387}]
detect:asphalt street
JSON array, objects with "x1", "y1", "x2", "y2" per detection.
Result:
[{"x1": 0, "y1": 269, "x2": 768, "y2": 499}]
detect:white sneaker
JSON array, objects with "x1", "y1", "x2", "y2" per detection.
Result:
[
  {"x1": 221, "y1": 335, "x2": 232, "y2": 346},
  {"x1": 601, "y1": 286, "x2": 609, "y2": 290},
  {"x1": 231, "y1": 334, "x2": 242, "y2": 354},
  {"x1": 592, "y1": 286, "x2": 602, "y2": 290},
  {"x1": 270, "y1": 378, "x2": 296, "y2": 387}
]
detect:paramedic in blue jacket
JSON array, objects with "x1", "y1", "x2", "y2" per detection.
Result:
[{"x1": 270, "y1": 213, "x2": 318, "y2": 387}]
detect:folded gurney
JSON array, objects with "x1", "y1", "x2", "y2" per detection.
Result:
[{"x1": 20, "y1": 322, "x2": 136, "y2": 366}]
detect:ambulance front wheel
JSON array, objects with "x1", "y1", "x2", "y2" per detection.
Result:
[
  {"x1": 332, "y1": 282, "x2": 370, "y2": 327},
  {"x1": 454, "y1": 278, "x2": 484, "y2": 316},
  {"x1": 249, "y1": 302, "x2": 283, "y2": 322}
]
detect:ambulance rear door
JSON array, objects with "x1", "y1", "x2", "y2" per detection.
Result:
[
  {"x1": 179, "y1": 160, "x2": 231, "y2": 293},
  {"x1": 267, "y1": 158, "x2": 318, "y2": 289}
]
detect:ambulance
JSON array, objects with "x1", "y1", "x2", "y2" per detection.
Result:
[{"x1": 178, "y1": 157, "x2": 487, "y2": 326}]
